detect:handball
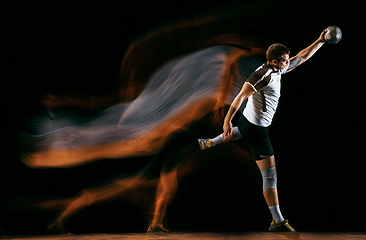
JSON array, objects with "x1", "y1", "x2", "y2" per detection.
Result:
[{"x1": 324, "y1": 26, "x2": 342, "y2": 44}]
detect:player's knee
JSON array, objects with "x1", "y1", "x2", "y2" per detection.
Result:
[
  {"x1": 233, "y1": 126, "x2": 242, "y2": 140},
  {"x1": 260, "y1": 166, "x2": 277, "y2": 190}
]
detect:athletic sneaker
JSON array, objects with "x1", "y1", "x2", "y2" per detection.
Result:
[
  {"x1": 147, "y1": 224, "x2": 169, "y2": 233},
  {"x1": 198, "y1": 139, "x2": 213, "y2": 150},
  {"x1": 269, "y1": 219, "x2": 296, "y2": 232}
]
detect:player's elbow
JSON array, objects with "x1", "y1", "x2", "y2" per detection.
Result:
[{"x1": 239, "y1": 84, "x2": 255, "y2": 99}]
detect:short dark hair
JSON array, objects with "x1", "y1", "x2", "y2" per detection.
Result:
[{"x1": 266, "y1": 43, "x2": 290, "y2": 61}]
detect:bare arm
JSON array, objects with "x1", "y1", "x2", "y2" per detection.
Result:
[
  {"x1": 286, "y1": 29, "x2": 327, "y2": 73},
  {"x1": 223, "y1": 83, "x2": 255, "y2": 139}
]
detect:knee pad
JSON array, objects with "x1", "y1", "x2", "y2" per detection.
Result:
[
  {"x1": 260, "y1": 166, "x2": 277, "y2": 190},
  {"x1": 233, "y1": 126, "x2": 242, "y2": 140}
]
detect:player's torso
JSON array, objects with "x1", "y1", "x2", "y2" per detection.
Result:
[{"x1": 244, "y1": 64, "x2": 283, "y2": 127}]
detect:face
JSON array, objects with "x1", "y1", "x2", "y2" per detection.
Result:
[{"x1": 272, "y1": 54, "x2": 289, "y2": 70}]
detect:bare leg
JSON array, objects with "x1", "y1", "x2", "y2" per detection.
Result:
[{"x1": 149, "y1": 168, "x2": 178, "y2": 230}]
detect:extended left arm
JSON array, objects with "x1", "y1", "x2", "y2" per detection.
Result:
[{"x1": 286, "y1": 30, "x2": 327, "y2": 72}]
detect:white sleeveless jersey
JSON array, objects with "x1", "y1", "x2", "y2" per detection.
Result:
[{"x1": 243, "y1": 63, "x2": 288, "y2": 127}]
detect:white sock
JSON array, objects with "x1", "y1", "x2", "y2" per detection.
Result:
[
  {"x1": 211, "y1": 134, "x2": 224, "y2": 146},
  {"x1": 211, "y1": 126, "x2": 242, "y2": 146},
  {"x1": 269, "y1": 205, "x2": 285, "y2": 224}
]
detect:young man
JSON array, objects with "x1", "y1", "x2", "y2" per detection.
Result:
[{"x1": 199, "y1": 30, "x2": 327, "y2": 232}]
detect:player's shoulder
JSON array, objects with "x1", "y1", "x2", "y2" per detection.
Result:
[{"x1": 249, "y1": 63, "x2": 272, "y2": 81}]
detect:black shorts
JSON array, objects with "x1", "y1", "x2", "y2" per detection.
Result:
[{"x1": 237, "y1": 115, "x2": 274, "y2": 160}]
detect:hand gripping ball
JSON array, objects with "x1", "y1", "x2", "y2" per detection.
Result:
[{"x1": 324, "y1": 26, "x2": 342, "y2": 44}]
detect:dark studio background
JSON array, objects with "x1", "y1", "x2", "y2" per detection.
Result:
[{"x1": 1, "y1": 0, "x2": 364, "y2": 235}]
